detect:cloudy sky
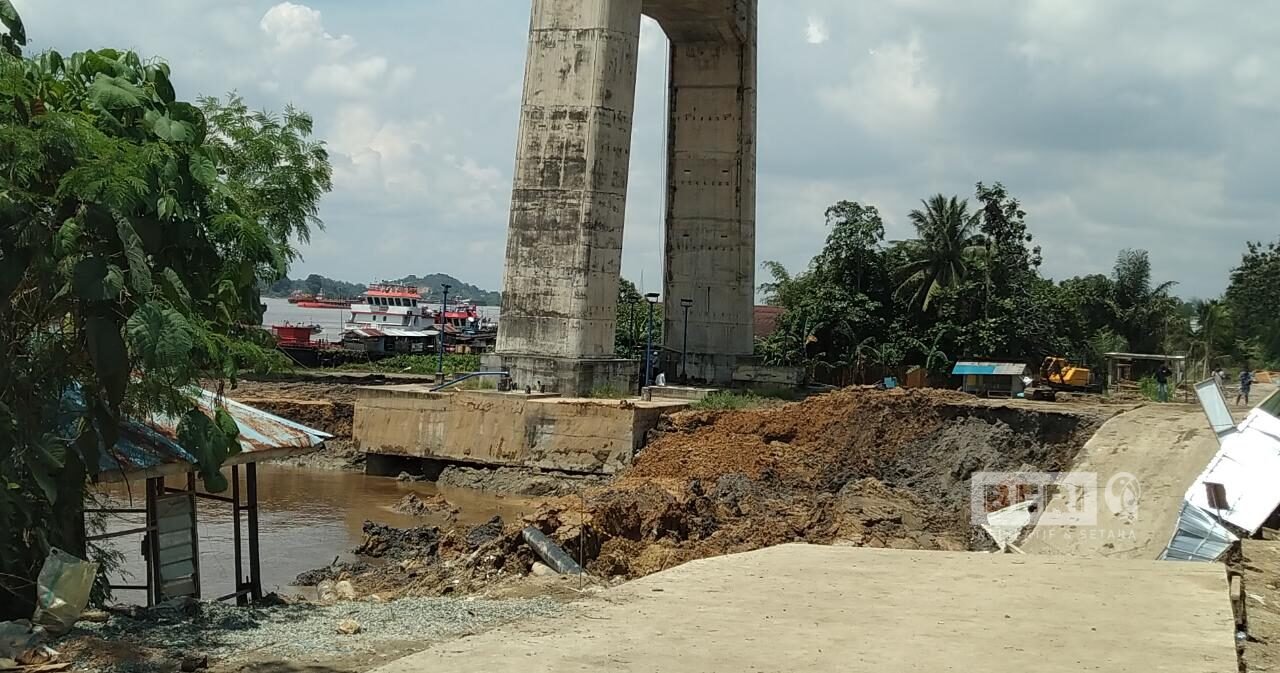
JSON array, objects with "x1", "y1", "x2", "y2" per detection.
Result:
[{"x1": 18, "y1": 0, "x2": 1278, "y2": 298}]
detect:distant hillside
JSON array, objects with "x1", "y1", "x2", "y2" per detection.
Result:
[
  {"x1": 264, "y1": 273, "x2": 501, "y2": 305},
  {"x1": 393, "y1": 274, "x2": 501, "y2": 305}
]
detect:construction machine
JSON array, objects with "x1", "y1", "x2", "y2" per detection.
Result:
[{"x1": 1026, "y1": 357, "x2": 1100, "y2": 401}]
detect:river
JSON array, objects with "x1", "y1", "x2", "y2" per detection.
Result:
[
  {"x1": 94, "y1": 465, "x2": 539, "y2": 601},
  {"x1": 261, "y1": 297, "x2": 500, "y2": 343}
]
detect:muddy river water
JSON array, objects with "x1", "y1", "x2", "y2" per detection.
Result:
[{"x1": 93, "y1": 466, "x2": 541, "y2": 602}]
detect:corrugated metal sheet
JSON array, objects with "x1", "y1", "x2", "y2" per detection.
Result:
[
  {"x1": 1160, "y1": 501, "x2": 1237, "y2": 562},
  {"x1": 90, "y1": 388, "x2": 332, "y2": 480},
  {"x1": 952, "y1": 362, "x2": 1029, "y2": 377}
]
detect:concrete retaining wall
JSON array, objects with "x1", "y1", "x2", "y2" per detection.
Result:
[{"x1": 354, "y1": 386, "x2": 686, "y2": 474}]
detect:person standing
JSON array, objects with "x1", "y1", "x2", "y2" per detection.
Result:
[
  {"x1": 1155, "y1": 362, "x2": 1173, "y2": 403},
  {"x1": 1237, "y1": 369, "x2": 1255, "y2": 407}
]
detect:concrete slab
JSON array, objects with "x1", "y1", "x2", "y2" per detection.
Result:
[
  {"x1": 355, "y1": 387, "x2": 687, "y2": 474},
  {"x1": 374, "y1": 545, "x2": 1236, "y2": 673}
]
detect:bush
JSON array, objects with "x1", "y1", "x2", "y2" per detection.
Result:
[
  {"x1": 691, "y1": 391, "x2": 766, "y2": 411},
  {"x1": 339, "y1": 354, "x2": 480, "y2": 376}
]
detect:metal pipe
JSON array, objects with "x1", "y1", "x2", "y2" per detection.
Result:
[
  {"x1": 438, "y1": 283, "x2": 452, "y2": 378},
  {"x1": 232, "y1": 465, "x2": 243, "y2": 604},
  {"x1": 87, "y1": 525, "x2": 152, "y2": 541},
  {"x1": 680, "y1": 298, "x2": 693, "y2": 382},
  {"x1": 644, "y1": 295, "x2": 658, "y2": 387},
  {"x1": 521, "y1": 526, "x2": 584, "y2": 575},
  {"x1": 429, "y1": 371, "x2": 510, "y2": 392},
  {"x1": 186, "y1": 472, "x2": 202, "y2": 600},
  {"x1": 246, "y1": 462, "x2": 262, "y2": 601}
]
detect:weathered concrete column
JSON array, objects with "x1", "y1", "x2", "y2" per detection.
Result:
[
  {"x1": 494, "y1": 0, "x2": 757, "y2": 393},
  {"x1": 494, "y1": 0, "x2": 644, "y2": 394},
  {"x1": 647, "y1": 0, "x2": 757, "y2": 384}
]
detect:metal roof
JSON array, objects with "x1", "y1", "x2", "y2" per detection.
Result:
[
  {"x1": 1160, "y1": 501, "x2": 1237, "y2": 562},
  {"x1": 87, "y1": 388, "x2": 332, "y2": 483},
  {"x1": 952, "y1": 362, "x2": 1030, "y2": 376}
]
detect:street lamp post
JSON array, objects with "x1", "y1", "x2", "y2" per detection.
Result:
[
  {"x1": 680, "y1": 298, "x2": 693, "y2": 383},
  {"x1": 437, "y1": 283, "x2": 451, "y2": 380},
  {"x1": 644, "y1": 293, "x2": 659, "y2": 389}
]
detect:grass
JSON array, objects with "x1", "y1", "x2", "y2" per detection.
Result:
[
  {"x1": 337, "y1": 354, "x2": 481, "y2": 376},
  {"x1": 690, "y1": 386, "x2": 804, "y2": 411},
  {"x1": 587, "y1": 385, "x2": 630, "y2": 399}
]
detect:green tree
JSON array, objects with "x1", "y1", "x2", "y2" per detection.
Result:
[
  {"x1": 0, "y1": 15, "x2": 331, "y2": 616},
  {"x1": 1111, "y1": 249, "x2": 1179, "y2": 353},
  {"x1": 895, "y1": 195, "x2": 985, "y2": 311},
  {"x1": 1225, "y1": 239, "x2": 1280, "y2": 367}
]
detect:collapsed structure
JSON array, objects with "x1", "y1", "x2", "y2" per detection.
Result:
[{"x1": 489, "y1": 0, "x2": 759, "y2": 395}]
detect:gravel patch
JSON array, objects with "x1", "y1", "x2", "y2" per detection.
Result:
[{"x1": 71, "y1": 596, "x2": 563, "y2": 670}]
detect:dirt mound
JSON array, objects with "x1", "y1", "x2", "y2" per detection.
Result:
[
  {"x1": 393, "y1": 493, "x2": 459, "y2": 518},
  {"x1": 629, "y1": 388, "x2": 972, "y2": 490},
  {"x1": 354, "y1": 521, "x2": 441, "y2": 559},
  {"x1": 316, "y1": 388, "x2": 1101, "y2": 597},
  {"x1": 293, "y1": 561, "x2": 371, "y2": 587}
]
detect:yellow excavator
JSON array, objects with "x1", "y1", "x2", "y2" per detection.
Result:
[{"x1": 1027, "y1": 357, "x2": 1100, "y2": 401}]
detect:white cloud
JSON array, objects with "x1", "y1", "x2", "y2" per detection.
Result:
[
  {"x1": 306, "y1": 57, "x2": 389, "y2": 97},
  {"x1": 259, "y1": 2, "x2": 354, "y2": 55},
  {"x1": 805, "y1": 16, "x2": 829, "y2": 45},
  {"x1": 819, "y1": 33, "x2": 940, "y2": 132}
]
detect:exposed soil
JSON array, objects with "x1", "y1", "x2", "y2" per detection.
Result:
[
  {"x1": 306, "y1": 388, "x2": 1103, "y2": 598},
  {"x1": 393, "y1": 493, "x2": 459, "y2": 518},
  {"x1": 437, "y1": 465, "x2": 605, "y2": 497},
  {"x1": 221, "y1": 380, "x2": 362, "y2": 470},
  {"x1": 1234, "y1": 539, "x2": 1280, "y2": 672}
]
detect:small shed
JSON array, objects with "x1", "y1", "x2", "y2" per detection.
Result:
[
  {"x1": 953, "y1": 362, "x2": 1032, "y2": 398},
  {"x1": 86, "y1": 389, "x2": 331, "y2": 606},
  {"x1": 1103, "y1": 352, "x2": 1187, "y2": 390}
]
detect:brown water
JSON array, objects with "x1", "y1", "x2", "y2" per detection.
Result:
[{"x1": 93, "y1": 466, "x2": 540, "y2": 601}]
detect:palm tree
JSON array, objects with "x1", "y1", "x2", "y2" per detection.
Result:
[
  {"x1": 1189, "y1": 299, "x2": 1226, "y2": 377},
  {"x1": 895, "y1": 195, "x2": 986, "y2": 311}
]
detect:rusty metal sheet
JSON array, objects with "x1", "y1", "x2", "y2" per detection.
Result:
[{"x1": 87, "y1": 388, "x2": 333, "y2": 480}]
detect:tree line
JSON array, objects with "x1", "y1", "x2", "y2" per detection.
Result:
[
  {"x1": 0, "y1": 4, "x2": 331, "y2": 615},
  {"x1": 757, "y1": 183, "x2": 1280, "y2": 383}
]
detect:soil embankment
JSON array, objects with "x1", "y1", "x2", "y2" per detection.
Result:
[
  {"x1": 308, "y1": 388, "x2": 1103, "y2": 597},
  {"x1": 224, "y1": 379, "x2": 363, "y2": 469}
]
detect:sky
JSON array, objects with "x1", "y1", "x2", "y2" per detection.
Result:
[{"x1": 17, "y1": 0, "x2": 1280, "y2": 299}]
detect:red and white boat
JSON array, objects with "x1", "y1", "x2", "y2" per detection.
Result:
[{"x1": 342, "y1": 284, "x2": 440, "y2": 354}]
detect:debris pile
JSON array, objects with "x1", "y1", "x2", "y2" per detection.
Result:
[{"x1": 304, "y1": 388, "x2": 1100, "y2": 598}]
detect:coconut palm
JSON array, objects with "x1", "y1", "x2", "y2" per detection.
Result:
[{"x1": 895, "y1": 195, "x2": 986, "y2": 311}]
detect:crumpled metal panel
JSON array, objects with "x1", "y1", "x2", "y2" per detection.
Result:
[
  {"x1": 1160, "y1": 501, "x2": 1237, "y2": 562},
  {"x1": 87, "y1": 388, "x2": 332, "y2": 478}
]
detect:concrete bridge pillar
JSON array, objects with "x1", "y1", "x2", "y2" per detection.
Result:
[{"x1": 493, "y1": 0, "x2": 757, "y2": 394}]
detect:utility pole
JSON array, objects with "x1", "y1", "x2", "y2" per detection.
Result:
[
  {"x1": 437, "y1": 283, "x2": 451, "y2": 381},
  {"x1": 680, "y1": 298, "x2": 693, "y2": 383},
  {"x1": 644, "y1": 293, "x2": 659, "y2": 389}
]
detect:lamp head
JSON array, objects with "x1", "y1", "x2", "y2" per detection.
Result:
[{"x1": 644, "y1": 293, "x2": 660, "y2": 304}]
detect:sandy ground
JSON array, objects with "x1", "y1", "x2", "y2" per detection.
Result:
[
  {"x1": 1018, "y1": 403, "x2": 1221, "y2": 559},
  {"x1": 1021, "y1": 384, "x2": 1276, "y2": 560},
  {"x1": 374, "y1": 544, "x2": 1235, "y2": 673}
]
